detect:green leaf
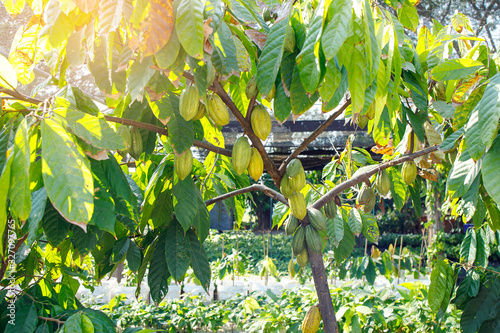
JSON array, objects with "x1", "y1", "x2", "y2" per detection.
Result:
[
  {"x1": 137, "y1": 238, "x2": 157, "y2": 298},
  {"x1": 25, "y1": 187, "x2": 48, "y2": 247},
  {"x1": 90, "y1": 195, "x2": 116, "y2": 235},
  {"x1": 148, "y1": 232, "x2": 170, "y2": 302},
  {"x1": 42, "y1": 202, "x2": 70, "y2": 246},
  {"x1": 365, "y1": 257, "x2": 376, "y2": 285},
  {"x1": 408, "y1": 178, "x2": 422, "y2": 218},
  {"x1": 482, "y1": 138, "x2": 500, "y2": 206},
  {"x1": 440, "y1": 127, "x2": 464, "y2": 151},
  {"x1": 173, "y1": 177, "x2": 200, "y2": 231},
  {"x1": 484, "y1": 194, "x2": 500, "y2": 231},
  {"x1": 212, "y1": 23, "x2": 240, "y2": 75},
  {"x1": 0, "y1": 156, "x2": 13, "y2": 254},
  {"x1": 431, "y1": 59, "x2": 484, "y2": 81},
  {"x1": 127, "y1": 241, "x2": 142, "y2": 272},
  {"x1": 165, "y1": 219, "x2": 191, "y2": 281},
  {"x1": 465, "y1": 108, "x2": 486, "y2": 160},
  {"x1": 175, "y1": 0, "x2": 204, "y2": 58},
  {"x1": 387, "y1": 167, "x2": 407, "y2": 210},
  {"x1": 73, "y1": 225, "x2": 103, "y2": 255},
  {"x1": 166, "y1": 96, "x2": 194, "y2": 154},
  {"x1": 42, "y1": 0, "x2": 74, "y2": 48},
  {"x1": 348, "y1": 208, "x2": 362, "y2": 235},
  {"x1": 4, "y1": 298, "x2": 38, "y2": 333},
  {"x1": 428, "y1": 259, "x2": 450, "y2": 312},
  {"x1": 111, "y1": 238, "x2": 130, "y2": 264},
  {"x1": 257, "y1": 8, "x2": 292, "y2": 96},
  {"x1": 290, "y1": 64, "x2": 319, "y2": 116},
  {"x1": 475, "y1": 228, "x2": 490, "y2": 268},
  {"x1": 461, "y1": 277, "x2": 500, "y2": 333},
  {"x1": 361, "y1": 212, "x2": 379, "y2": 244},
  {"x1": 334, "y1": 220, "x2": 355, "y2": 262},
  {"x1": 273, "y1": 78, "x2": 292, "y2": 122},
  {"x1": 397, "y1": 2, "x2": 419, "y2": 31},
  {"x1": 460, "y1": 228, "x2": 477, "y2": 266},
  {"x1": 62, "y1": 312, "x2": 94, "y2": 333},
  {"x1": 322, "y1": 0, "x2": 352, "y2": 60},
  {"x1": 343, "y1": 33, "x2": 366, "y2": 114},
  {"x1": 155, "y1": 29, "x2": 181, "y2": 69},
  {"x1": 477, "y1": 73, "x2": 500, "y2": 147},
  {"x1": 80, "y1": 309, "x2": 116, "y2": 333},
  {"x1": 41, "y1": 118, "x2": 93, "y2": 229},
  {"x1": 327, "y1": 216, "x2": 344, "y2": 247},
  {"x1": 447, "y1": 149, "x2": 482, "y2": 199},
  {"x1": 432, "y1": 101, "x2": 455, "y2": 118},
  {"x1": 127, "y1": 57, "x2": 155, "y2": 102},
  {"x1": 454, "y1": 84, "x2": 485, "y2": 131},
  {"x1": 187, "y1": 229, "x2": 211, "y2": 291}
]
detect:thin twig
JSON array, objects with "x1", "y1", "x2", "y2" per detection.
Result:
[
  {"x1": 201, "y1": 155, "x2": 219, "y2": 195},
  {"x1": 38, "y1": 316, "x2": 65, "y2": 325},
  {"x1": 205, "y1": 184, "x2": 287, "y2": 206}
]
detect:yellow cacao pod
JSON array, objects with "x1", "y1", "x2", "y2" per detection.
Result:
[
  {"x1": 305, "y1": 224, "x2": 322, "y2": 254},
  {"x1": 208, "y1": 94, "x2": 230, "y2": 126},
  {"x1": 375, "y1": 170, "x2": 391, "y2": 196},
  {"x1": 292, "y1": 225, "x2": 306, "y2": 256},
  {"x1": 174, "y1": 149, "x2": 193, "y2": 180},
  {"x1": 290, "y1": 170, "x2": 306, "y2": 192},
  {"x1": 296, "y1": 249, "x2": 309, "y2": 268},
  {"x1": 284, "y1": 25, "x2": 296, "y2": 53},
  {"x1": 323, "y1": 201, "x2": 337, "y2": 219},
  {"x1": 232, "y1": 136, "x2": 252, "y2": 175},
  {"x1": 302, "y1": 305, "x2": 321, "y2": 333},
  {"x1": 286, "y1": 159, "x2": 303, "y2": 178},
  {"x1": 245, "y1": 75, "x2": 258, "y2": 99},
  {"x1": 402, "y1": 161, "x2": 417, "y2": 185},
  {"x1": 179, "y1": 85, "x2": 200, "y2": 121},
  {"x1": 280, "y1": 176, "x2": 294, "y2": 198},
  {"x1": 289, "y1": 191, "x2": 307, "y2": 220},
  {"x1": 285, "y1": 215, "x2": 299, "y2": 236},
  {"x1": 129, "y1": 126, "x2": 143, "y2": 160},
  {"x1": 247, "y1": 147, "x2": 264, "y2": 181},
  {"x1": 251, "y1": 105, "x2": 272, "y2": 141},
  {"x1": 192, "y1": 102, "x2": 207, "y2": 121},
  {"x1": 357, "y1": 184, "x2": 374, "y2": 206},
  {"x1": 308, "y1": 208, "x2": 326, "y2": 231}
]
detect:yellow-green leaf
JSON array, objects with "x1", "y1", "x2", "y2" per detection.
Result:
[
  {"x1": 140, "y1": 0, "x2": 175, "y2": 59},
  {"x1": 431, "y1": 59, "x2": 484, "y2": 81},
  {"x1": 9, "y1": 117, "x2": 31, "y2": 221}
]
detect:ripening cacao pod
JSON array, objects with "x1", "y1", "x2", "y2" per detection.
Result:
[
  {"x1": 302, "y1": 305, "x2": 321, "y2": 333},
  {"x1": 251, "y1": 105, "x2": 272, "y2": 141},
  {"x1": 305, "y1": 224, "x2": 322, "y2": 254},
  {"x1": 290, "y1": 170, "x2": 306, "y2": 192},
  {"x1": 265, "y1": 84, "x2": 276, "y2": 101},
  {"x1": 323, "y1": 201, "x2": 337, "y2": 219},
  {"x1": 179, "y1": 85, "x2": 200, "y2": 121},
  {"x1": 174, "y1": 149, "x2": 193, "y2": 180},
  {"x1": 375, "y1": 170, "x2": 390, "y2": 196},
  {"x1": 245, "y1": 75, "x2": 258, "y2": 99},
  {"x1": 357, "y1": 184, "x2": 374, "y2": 206},
  {"x1": 402, "y1": 161, "x2": 417, "y2": 185},
  {"x1": 307, "y1": 208, "x2": 326, "y2": 231},
  {"x1": 232, "y1": 136, "x2": 252, "y2": 175},
  {"x1": 280, "y1": 176, "x2": 294, "y2": 198},
  {"x1": 433, "y1": 81, "x2": 446, "y2": 101},
  {"x1": 286, "y1": 159, "x2": 303, "y2": 178},
  {"x1": 361, "y1": 193, "x2": 376, "y2": 213},
  {"x1": 357, "y1": 114, "x2": 368, "y2": 129},
  {"x1": 285, "y1": 215, "x2": 299, "y2": 236},
  {"x1": 207, "y1": 94, "x2": 230, "y2": 126},
  {"x1": 296, "y1": 249, "x2": 309, "y2": 268},
  {"x1": 284, "y1": 25, "x2": 296, "y2": 53},
  {"x1": 192, "y1": 102, "x2": 207, "y2": 121},
  {"x1": 292, "y1": 225, "x2": 306, "y2": 256},
  {"x1": 129, "y1": 126, "x2": 143, "y2": 160},
  {"x1": 289, "y1": 191, "x2": 307, "y2": 220},
  {"x1": 117, "y1": 125, "x2": 132, "y2": 150},
  {"x1": 288, "y1": 258, "x2": 296, "y2": 277},
  {"x1": 247, "y1": 147, "x2": 264, "y2": 181}
]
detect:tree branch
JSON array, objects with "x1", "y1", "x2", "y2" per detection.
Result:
[
  {"x1": 205, "y1": 184, "x2": 287, "y2": 206},
  {"x1": 278, "y1": 99, "x2": 351, "y2": 175},
  {"x1": 0, "y1": 87, "x2": 43, "y2": 105},
  {"x1": 311, "y1": 145, "x2": 439, "y2": 211},
  {"x1": 38, "y1": 316, "x2": 65, "y2": 325}
]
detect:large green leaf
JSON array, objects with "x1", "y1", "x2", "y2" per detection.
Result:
[
  {"x1": 475, "y1": 228, "x2": 490, "y2": 268},
  {"x1": 166, "y1": 97, "x2": 194, "y2": 154},
  {"x1": 347, "y1": 208, "x2": 362, "y2": 235},
  {"x1": 290, "y1": 64, "x2": 319, "y2": 116},
  {"x1": 42, "y1": 203, "x2": 70, "y2": 247},
  {"x1": 478, "y1": 73, "x2": 500, "y2": 147},
  {"x1": 148, "y1": 231, "x2": 170, "y2": 303},
  {"x1": 257, "y1": 8, "x2": 292, "y2": 96},
  {"x1": 430, "y1": 59, "x2": 484, "y2": 81},
  {"x1": 387, "y1": 167, "x2": 407, "y2": 210},
  {"x1": 465, "y1": 108, "x2": 486, "y2": 160},
  {"x1": 327, "y1": 216, "x2": 344, "y2": 247},
  {"x1": 89, "y1": 194, "x2": 116, "y2": 235},
  {"x1": 127, "y1": 241, "x2": 142, "y2": 272},
  {"x1": 361, "y1": 212, "x2": 379, "y2": 244},
  {"x1": 4, "y1": 298, "x2": 38, "y2": 333},
  {"x1": 175, "y1": 0, "x2": 204, "y2": 58},
  {"x1": 428, "y1": 259, "x2": 449, "y2": 312},
  {"x1": 41, "y1": 118, "x2": 93, "y2": 229},
  {"x1": 322, "y1": 0, "x2": 352, "y2": 60},
  {"x1": 460, "y1": 228, "x2": 477, "y2": 266},
  {"x1": 73, "y1": 225, "x2": 102, "y2": 255},
  {"x1": 25, "y1": 187, "x2": 48, "y2": 248},
  {"x1": 111, "y1": 238, "x2": 130, "y2": 264},
  {"x1": 482, "y1": 138, "x2": 500, "y2": 206},
  {"x1": 397, "y1": 2, "x2": 419, "y2": 31},
  {"x1": 173, "y1": 177, "x2": 200, "y2": 232},
  {"x1": 187, "y1": 229, "x2": 211, "y2": 291},
  {"x1": 165, "y1": 219, "x2": 191, "y2": 281},
  {"x1": 447, "y1": 149, "x2": 482, "y2": 199},
  {"x1": 440, "y1": 127, "x2": 464, "y2": 151},
  {"x1": 155, "y1": 29, "x2": 181, "y2": 70},
  {"x1": 0, "y1": 156, "x2": 12, "y2": 254},
  {"x1": 461, "y1": 277, "x2": 500, "y2": 333},
  {"x1": 273, "y1": 78, "x2": 292, "y2": 122},
  {"x1": 61, "y1": 312, "x2": 94, "y2": 333},
  {"x1": 432, "y1": 101, "x2": 455, "y2": 119},
  {"x1": 127, "y1": 57, "x2": 155, "y2": 102},
  {"x1": 342, "y1": 31, "x2": 366, "y2": 114},
  {"x1": 334, "y1": 220, "x2": 355, "y2": 262}
]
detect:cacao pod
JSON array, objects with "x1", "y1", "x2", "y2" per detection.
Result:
[
  {"x1": 129, "y1": 126, "x2": 143, "y2": 160},
  {"x1": 284, "y1": 25, "x2": 296, "y2": 53},
  {"x1": 305, "y1": 224, "x2": 322, "y2": 254},
  {"x1": 375, "y1": 170, "x2": 390, "y2": 196},
  {"x1": 207, "y1": 94, "x2": 230, "y2": 126},
  {"x1": 265, "y1": 84, "x2": 276, "y2": 101},
  {"x1": 232, "y1": 136, "x2": 252, "y2": 175},
  {"x1": 307, "y1": 208, "x2": 326, "y2": 231},
  {"x1": 323, "y1": 201, "x2": 337, "y2": 219},
  {"x1": 296, "y1": 249, "x2": 309, "y2": 268},
  {"x1": 302, "y1": 305, "x2": 321, "y2": 333},
  {"x1": 292, "y1": 225, "x2": 306, "y2": 256},
  {"x1": 206, "y1": 61, "x2": 215, "y2": 86},
  {"x1": 247, "y1": 147, "x2": 264, "y2": 181},
  {"x1": 357, "y1": 114, "x2": 368, "y2": 129},
  {"x1": 280, "y1": 176, "x2": 294, "y2": 198},
  {"x1": 290, "y1": 169, "x2": 306, "y2": 192},
  {"x1": 357, "y1": 184, "x2": 374, "y2": 206},
  {"x1": 286, "y1": 159, "x2": 303, "y2": 178},
  {"x1": 116, "y1": 125, "x2": 131, "y2": 151},
  {"x1": 289, "y1": 191, "x2": 307, "y2": 220},
  {"x1": 288, "y1": 258, "x2": 296, "y2": 277},
  {"x1": 361, "y1": 193, "x2": 376, "y2": 213},
  {"x1": 402, "y1": 161, "x2": 417, "y2": 185},
  {"x1": 245, "y1": 75, "x2": 258, "y2": 99},
  {"x1": 251, "y1": 105, "x2": 272, "y2": 141},
  {"x1": 174, "y1": 149, "x2": 193, "y2": 181},
  {"x1": 285, "y1": 215, "x2": 299, "y2": 236},
  {"x1": 192, "y1": 102, "x2": 207, "y2": 121},
  {"x1": 366, "y1": 104, "x2": 375, "y2": 120},
  {"x1": 179, "y1": 85, "x2": 200, "y2": 121}
]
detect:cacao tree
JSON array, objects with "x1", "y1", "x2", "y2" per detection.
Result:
[{"x1": 0, "y1": 0, "x2": 500, "y2": 331}]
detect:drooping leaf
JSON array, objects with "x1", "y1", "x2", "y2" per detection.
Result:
[
  {"x1": 165, "y1": 219, "x2": 191, "y2": 281},
  {"x1": 187, "y1": 229, "x2": 211, "y2": 291},
  {"x1": 387, "y1": 167, "x2": 407, "y2": 210},
  {"x1": 461, "y1": 277, "x2": 500, "y2": 333},
  {"x1": 322, "y1": 0, "x2": 352, "y2": 60},
  {"x1": 9, "y1": 117, "x2": 31, "y2": 220},
  {"x1": 111, "y1": 238, "x2": 130, "y2": 264},
  {"x1": 428, "y1": 259, "x2": 450, "y2": 312},
  {"x1": 347, "y1": 208, "x2": 362, "y2": 235},
  {"x1": 334, "y1": 220, "x2": 355, "y2": 262},
  {"x1": 465, "y1": 108, "x2": 486, "y2": 160},
  {"x1": 460, "y1": 228, "x2": 477, "y2": 267},
  {"x1": 482, "y1": 138, "x2": 500, "y2": 206},
  {"x1": 447, "y1": 149, "x2": 482, "y2": 199},
  {"x1": 431, "y1": 59, "x2": 483, "y2": 81},
  {"x1": 175, "y1": 0, "x2": 203, "y2": 58},
  {"x1": 127, "y1": 241, "x2": 142, "y2": 272},
  {"x1": 4, "y1": 298, "x2": 38, "y2": 333},
  {"x1": 148, "y1": 231, "x2": 170, "y2": 303},
  {"x1": 327, "y1": 216, "x2": 344, "y2": 247},
  {"x1": 61, "y1": 312, "x2": 94, "y2": 333},
  {"x1": 42, "y1": 203, "x2": 70, "y2": 247},
  {"x1": 361, "y1": 212, "x2": 379, "y2": 244},
  {"x1": 140, "y1": 0, "x2": 174, "y2": 59},
  {"x1": 478, "y1": 73, "x2": 500, "y2": 147},
  {"x1": 25, "y1": 187, "x2": 48, "y2": 247}
]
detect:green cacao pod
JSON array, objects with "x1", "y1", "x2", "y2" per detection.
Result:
[
  {"x1": 285, "y1": 215, "x2": 299, "y2": 236},
  {"x1": 116, "y1": 125, "x2": 131, "y2": 151},
  {"x1": 129, "y1": 126, "x2": 143, "y2": 160},
  {"x1": 232, "y1": 136, "x2": 252, "y2": 175},
  {"x1": 284, "y1": 25, "x2": 296, "y2": 53},
  {"x1": 296, "y1": 249, "x2": 309, "y2": 268},
  {"x1": 288, "y1": 258, "x2": 296, "y2": 277},
  {"x1": 245, "y1": 75, "x2": 258, "y2": 99},
  {"x1": 361, "y1": 193, "x2": 376, "y2": 213},
  {"x1": 280, "y1": 176, "x2": 294, "y2": 198},
  {"x1": 286, "y1": 159, "x2": 303, "y2": 178},
  {"x1": 207, "y1": 94, "x2": 230, "y2": 126},
  {"x1": 192, "y1": 102, "x2": 207, "y2": 121},
  {"x1": 265, "y1": 84, "x2": 276, "y2": 101},
  {"x1": 251, "y1": 105, "x2": 271, "y2": 141},
  {"x1": 305, "y1": 224, "x2": 322, "y2": 254},
  {"x1": 323, "y1": 201, "x2": 337, "y2": 219},
  {"x1": 302, "y1": 305, "x2": 321, "y2": 333},
  {"x1": 247, "y1": 147, "x2": 264, "y2": 181},
  {"x1": 357, "y1": 184, "x2": 374, "y2": 206},
  {"x1": 174, "y1": 149, "x2": 193, "y2": 180},
  {"x1": 402, "y1": 161, "x2": 417, "y2": 185},
  {"x1": 289, "y1": 191, "x2": 307, "y2": 220},
  {"x1": 290, "y1": 170, "x2": 306, "y2": 192},
  {"x1": 375, "y1": 170, "x2": 390, "y2": 196},
  {"x1": 292, "y1": 225, "x2": 306, "y2": 256},
  {"x1": 179, "y1": 85, "x2": 200, "y2": 121},
  {"x1": 307, "y1": 208, "x2": 327, "y2": 231}
]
